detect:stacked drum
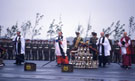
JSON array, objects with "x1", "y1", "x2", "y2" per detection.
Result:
[{"x1": 70, "y1": 44, "x2": 98, "y2": 69}]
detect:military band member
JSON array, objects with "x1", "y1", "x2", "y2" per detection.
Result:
[
  {"x1": 89, "y1": 32, "x2": 98, "y2": 61},
  {"x1": 73, "y1": 32, "x2": 83, "y2": 50},
  {"x1": 13, "y1": 31, "x2": 25, "y2": 65}
]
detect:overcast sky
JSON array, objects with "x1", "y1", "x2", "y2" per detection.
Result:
[{"x1": 0, "y1": 0, "x2": 135, "y2": 39}]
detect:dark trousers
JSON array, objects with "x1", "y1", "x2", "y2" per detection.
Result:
[
  {"x1": 38, "y1": 52, "x2": 43, "y2": 60},
  {"x1": 44, "y1": 51, "x2": 49, "y2": 61},
  {"x1": 107, "y1": 56, "x2": 111, "y2": 64},
  {"x1": 67, "y1": 52, "x2": 70, "y2": 61},
  {"x1": 32, "y1": 51, "x2": 37, "y2": 60},
  {"x1": 8, "y1": 50, "x2": 13, "y2": 60},
  {"x1": 50, "y1": 51, "x2": 55, "y2": 61},
  {"x1": 114, "y1": 52, "x2": 121, "y2": 63},
  {"x1": 25, "y1": 51, "x2": 30, "y2": 60},
  {"x1": 93, "y1": 52, "x2": 98, "y2": 60},
  {"x1": 98, "y1": 55, "x2": 107, "y2": 67},
  {"x1": 15, "y1": 54, "x2": 24, "y2": 64}
]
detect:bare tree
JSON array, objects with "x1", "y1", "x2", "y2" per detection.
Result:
[
  {"x1": 76, "y1": 24, "x2": 84, "y2": 35},
  {"x1": 47, "y1": 15, "x2": 64, "y2": 40},
  {"x1": 128, "y1": 16, "x2": 135, "y2": 37},
  {"x1": 103, "y1": 22, "x2": 114, "y2": 35},
  {"x1": 47, "y1": 19, "x2": 56, "y2": 40},
  {"x1": 55, "y1": 15, "x2": 63, "y2": 33},
  {"x1": 21, "y1": 21, "x2": 31, "y2": 38},
  {"x1": 85, "y1": 17, "x2": 92, "y2": 41},
  {"x1": 4, "y1": 23, "x2": 18, "y2": 38},
  {"x1": 0, "y1": 25, "x2": 3, "y2": 37},
  {"x1": 102, "y1": 20, "x2": 125, "y2": 40},
  {"x1": 31, "y1": 13, "x2": 44, "y2": 39},
  {"x1": 113, "y1": 21, "x2": 125, "y2": 40}
]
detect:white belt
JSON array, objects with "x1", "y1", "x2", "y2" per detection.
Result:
[
  {"x1": 26, "y1": 47, "x2": 31, "y2": 48},
  {"x1": 33, "y1": 47, "x2": 37, "y2": 49},
  {"x1": 45, "y1": 47, "x2": 48, "y2": 48}
]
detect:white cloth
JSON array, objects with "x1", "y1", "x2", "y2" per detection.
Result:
[
  {"x1": 96, "y1": 37, "x2": 111, "y2": 56},
  {"x1": 118, "y1": 38, "x2": 131, "y2": 55},
  {"x1": 13, "y1": 36, "x2": 25, "y2": 54},
  {"x1": 55, "y1": 36, "x2": 67, "y2": 56}
]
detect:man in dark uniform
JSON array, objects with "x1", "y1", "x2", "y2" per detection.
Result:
[
  {"x1": 38, "y1": 40, "x2": 43, "y2": 60},
  {"x1": 67, "y1": 41, "x2": 72, "y2": 61},
  {"x1": 113, "y1": 40, "x2": 120, "y2": 63},
  {"x1": 25, "y1": 39, "x2": 31, "y2": 60},
  {"x1": 71, "y1": 32, "x2": 83, "y2": 61},
  {"x1": 32, "y1": 40, "x2": 38, "y2": 60},
  {"x1": 73, "y1": 32, "x2": 83, "y2": 50},
  {"x1": 3, "y1": 41, "x2": 8, "y2": 59},
  {"x1": 43, "y1": 40, "x2": 49, "y2": 61},
  {"x1": 89, "y1": 32, "x2": 98, "y2": 61},
  {"x1": 50, "y1": 41, "x2": 55, "y2": 61},
  {"x1": 131, "y1": 40, "x2": 135, "y2": 63},
  {"x1": 7, "y1": 40, "x2": 14, "y2": 60}
]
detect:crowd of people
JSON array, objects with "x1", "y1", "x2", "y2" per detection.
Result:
[
  {"x1": 0, "y1": 31, "x2": 135, "y2": 70},
  {"x1": 55, "y1": 31, "x2": 135, "y2": 69}
]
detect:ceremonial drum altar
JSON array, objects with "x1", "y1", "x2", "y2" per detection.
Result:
[{"x1": 70, "y1": 45, "x2": 98, "y2": 69}]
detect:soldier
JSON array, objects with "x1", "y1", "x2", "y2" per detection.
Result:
[
  {"x1": 25, "y1": 39, "x2": 31, "y2": 60},
  {"x1": 73, "y1": 32, "x2": 83, "y2": 50},
  {"x1": 113, "y1": 40, "x2": 120, "y2": 63},
  {"x1": 131, "y1": 40, "x2": 135, "y2": 63},
  {"x1": 2, "y1": 40, "x2": 8, "y2": 60},
  {"x1": 43, "y1": 40, "x2": 49, "y2": 61},
  {"x1": 38, "y1": 40, "x2": 43, "y2": 60},
  {"x1": 89, "y1": 32, "x2": 98, "y2": 61},
  {"x1": 67, "y1": 41, "x2": 72, "y2": 61},
  {"x1": 50, "y1": 41, "x2": 55, "y2": 61},
  {"x1": 7, "y1": 40, "x2": 14, "y2": 60},
  {"x1": 32, "y1": 40, "x2": 38, "y2": 60}
]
